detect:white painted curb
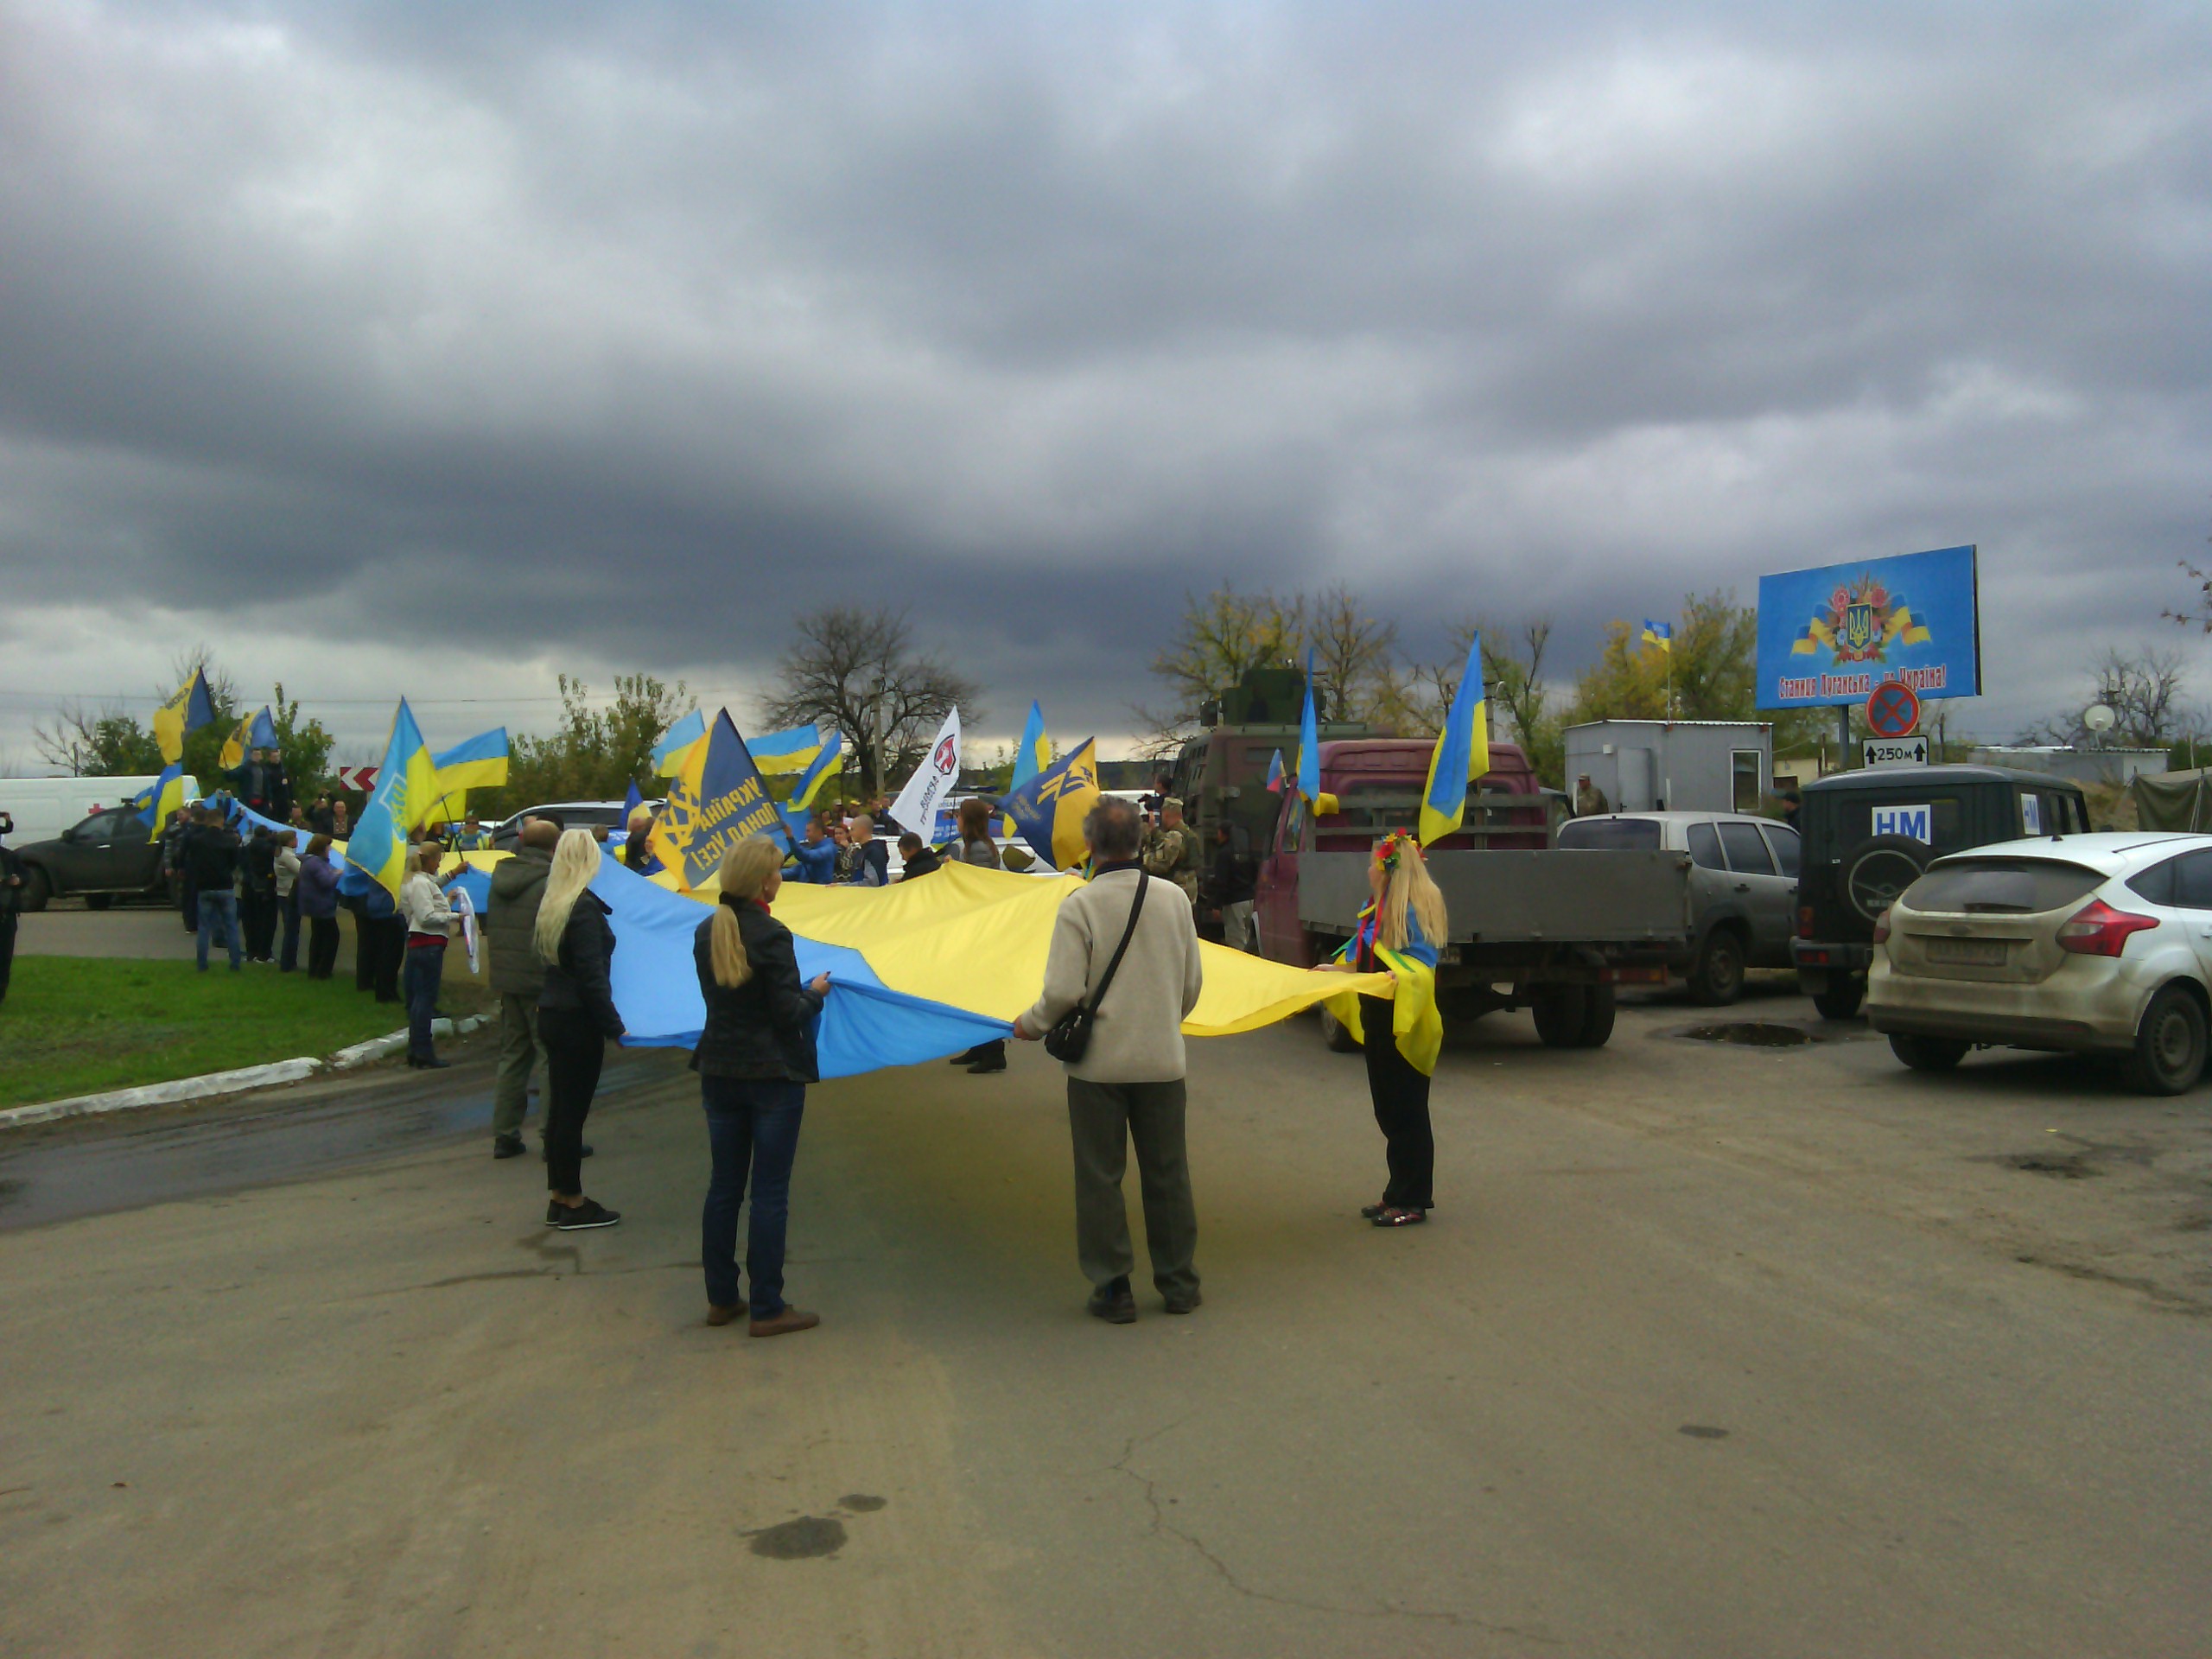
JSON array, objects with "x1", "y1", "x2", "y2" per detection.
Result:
[
  {"x1": 0, "y1": 1058, "x2": 325, "y2": 1129},
  {"x1": 0, "y1": 1014, "x2": 494, "y2": 1129}
]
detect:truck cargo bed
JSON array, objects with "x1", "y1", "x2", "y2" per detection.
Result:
[{"x1": 1297, "y1": 849, "x2": 1693, "y2": 945}]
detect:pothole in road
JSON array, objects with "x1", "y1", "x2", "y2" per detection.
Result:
[{"x1": 1678, "y1": 1022, "x2": 1815, "y2": 1047}]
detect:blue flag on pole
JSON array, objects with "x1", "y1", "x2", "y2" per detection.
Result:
[
  {"x1": 1419, "y1": 632, "x2": 1490, "y2": 847},
  {"x1": 346, "y1": 699, "x2": 441, "y2": 899},
  {"x1": 1296, "y1": 650, "x2": 1320, "y2": 809},
  {"x1": 1000, "y1": 739, "x2": 1101, "y2": 870},
  {"x1": 652, "y1": 709, "x2": 708, "y2": 779},
  {"x1": 649, "y1": 711, "x2": 786, "y2": 890}
]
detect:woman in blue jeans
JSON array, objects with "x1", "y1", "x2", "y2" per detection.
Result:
[{"x1": 692, "y1": 836, "x2": 830, "y2": 1338}]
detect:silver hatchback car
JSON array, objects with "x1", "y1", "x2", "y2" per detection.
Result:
[{"x1": 1866, "y1": 833, "x2": 2212, "y2": 1093}]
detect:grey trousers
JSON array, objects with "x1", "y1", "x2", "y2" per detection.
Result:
[
  {"x1": 1221, "y1": 899, "x2": 1255, "y2": 953},
  {"x1": 1066, "y1": 1077, "x2": 1199, "y2": 1299},
  {"x1": 493, "y1": 994, "x2": 543, "y2": 1138}
]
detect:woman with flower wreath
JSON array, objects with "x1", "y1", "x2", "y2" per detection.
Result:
[{"x1": 1324, "y1": 830, "x2": 1448, "y2": 1227}]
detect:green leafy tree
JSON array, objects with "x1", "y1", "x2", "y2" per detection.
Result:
[
  {"x1": 484, "y1": 674, "x2": 694, "y2": 817},
  {"x1": 1570, "y1": 592, "x2": 1824, "y2": 770}
]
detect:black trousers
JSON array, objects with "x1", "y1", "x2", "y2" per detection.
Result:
[
  {"x1": 0, "y1": 912, "x2": 16, "y2": 1005},
  {"x1": 241, "y1": 890, "x2": 276, "y2": 960},
  {"x1": 307, "y1": 915, "x2": 341, "y2": 980},
  {"x1": 371, "y1": 917, "x2": 405, "y2": 1003},
  {"x1": 1361, "y1": 993, "x2": 1434, "y2": 1210},
  {"x1": 539, "y1": 1007, "x2": 606, "y2": 1197}
]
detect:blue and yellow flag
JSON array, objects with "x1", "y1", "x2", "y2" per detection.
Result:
[
  {"x1": 217, "y1": 715, "x2": 251, "y2": 772},
  {"x1": 1641, "y1": 619, "x2": 1673, "y2": 653},
  {"x1": 217, "y1": 706, "x2": 280, "y2": 771},
  {"x1": 1000, "y1": 701, "x2": 1050, "y2": 834},
  {"x1": 152, "y1": 669, "x2": 216, "y2": 765},
  {"x1": 650, "y1": 711, "x2": 785, "y2": 891},
  {"x1": 777, "y1": 727, "x2": 845, "y2": 841},
  {"x1": 1001, "y1": 738, "x2": 1100, "y2": 871},
  {"x1": 750, "y1": 723, "x2": 828, "y2": 780},
  {"x1": 431, "y1": 728, "x2": 510, "y2": 796},
  {"x1": 652, "y1": 709, "x2": 708, "y2": 779},
  {"x1": 346, "y1": 699, "x2": 441, "y2": 899},
  {"x1": 1296, "y1": 652, "x2": 1320, "y2": 810},
  {"x1": 137, "y1": 763, "x2": 189, "y2": 840},
  {"x1": 1419, "y1": 632, "x2": 1490, "y2": 848}
]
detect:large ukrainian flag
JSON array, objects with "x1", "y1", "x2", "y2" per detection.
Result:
[
  {"x1": 346, "y1": 699, "x2": 440, "y2": 899},
  {"x1": 1418, "y1": 632, "x2": 1489, "y2": 848}
]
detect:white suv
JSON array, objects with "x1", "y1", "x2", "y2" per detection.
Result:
[{"x1": 1866, "y1": 833, "x2": 2212, "y2": 1093}]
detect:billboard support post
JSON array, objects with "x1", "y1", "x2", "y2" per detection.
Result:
[{"x1": 1837, "y1": 706, "x2": 1850, "y2": 772}]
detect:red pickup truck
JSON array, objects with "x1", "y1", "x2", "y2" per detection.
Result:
[{"x1": 1254, "y1": 739, "x2": 1693, "y2": 1049}]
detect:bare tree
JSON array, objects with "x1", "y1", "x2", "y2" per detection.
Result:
[
  {"x1": 760, "y1": 607, "x2": 981, "y2": 798},
  {"x1": 2024, "y1": 646, "x2": 2195, "y2": 748},
  {"x1": 1138, "y1": 586, "x2": 1303, "y2": 748},
  {"x1": 1298, "y1": 582, "x2": 1400, "y2": 723}
]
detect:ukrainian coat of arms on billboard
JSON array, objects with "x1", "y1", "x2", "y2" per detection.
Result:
[{"x1": 1790, "y1": 574, "x2": 1931, "y2": 666}]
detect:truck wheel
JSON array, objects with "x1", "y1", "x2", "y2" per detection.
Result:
[
  {"x1": 1319, "y1": 1005, "x2": 1362, "y2": 1054},
  {"x1": 84, "y1": 893, "x2": 112, "y2": 912},
  {"x1": 19, "y1": 866, "x2": 51, "y2": 913},
  {"x1": 2123, "y1": 985, "x2": 2207, "y2": 1096},
  {"x1": 1812, "y1": 976, "x2": 1863, "y2": 1021},
  {"x1": 1889, "y1": 1033, "x2": 1969, "y2": 1072},
  {"x1": 1687, "y1": 928, "x2": 1745, "y2": 1006},
  {"x1": 1531, "y1": 985, "x2": 1590, "y2": 1047},
  {"x1": 1576, "y1": 982, "x2": 1618, "y2": 1047}
]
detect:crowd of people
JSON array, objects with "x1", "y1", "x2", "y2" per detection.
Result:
[
  {"x1": 11, "y1": 753, "x2": 1445, "y2": 1341},
  {"x1": 465, "y1": 788, "x2": 1441, "y2": 1340}
]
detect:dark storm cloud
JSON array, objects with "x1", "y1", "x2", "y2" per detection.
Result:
[{"x1": 0, "y1": 0, "x2": 2208, "y2": 751}]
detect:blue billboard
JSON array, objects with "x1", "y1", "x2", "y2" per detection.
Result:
[{"x1": 1755, "y1": 545, "x2": 1981, "y2": 710}]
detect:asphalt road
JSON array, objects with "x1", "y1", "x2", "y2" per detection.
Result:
[{"x1": 1, "y1": 988, "x2": 2207, "y2": 1658}]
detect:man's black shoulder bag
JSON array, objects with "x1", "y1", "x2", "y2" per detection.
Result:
[{"x1": 1044, "y1": 871, "x2": 1148, "y2": 1064}]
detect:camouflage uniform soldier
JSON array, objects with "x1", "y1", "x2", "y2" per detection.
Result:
[{"x1": 1142, "y1": 797, "x2": 1204, "y2": 902}]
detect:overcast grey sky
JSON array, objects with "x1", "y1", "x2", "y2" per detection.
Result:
[{"x1": 1, "y1": 1, "x2": 2207, "y2": 768}]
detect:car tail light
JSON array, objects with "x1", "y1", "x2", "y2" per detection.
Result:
[
  {"x1": 2055, "y1": 899, "x2": 2158, "y2": 957},
  {"x1": 1796, "y1": 905, "x2": 1815, "y2": 939},
  {"x1": 1872, "y1": 906, "x2": 1891, "y2": 946}
]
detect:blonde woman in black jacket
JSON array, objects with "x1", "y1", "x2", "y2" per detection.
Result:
[
  {"x1": 535, "y1": 829, "x2": 626, "y2": 1230},
  {"x1": 693, "y1": 836, "x2": 830, "y2": 1337}
]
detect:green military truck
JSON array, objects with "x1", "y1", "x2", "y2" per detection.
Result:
[{"x1": 1159, "y1": 667, "x2": 1369, "y2": 936}]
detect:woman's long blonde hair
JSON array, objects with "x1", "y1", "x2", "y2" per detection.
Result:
[
  {"x1": 534, "y1": 829, "x2": 603, "y2": 964},
  {"x1": 709, "y1": 836, "x2": 787, "y2": 988},
  {"x1": 1377, "y1": 840, "x2": 1448, "y2": 953}
]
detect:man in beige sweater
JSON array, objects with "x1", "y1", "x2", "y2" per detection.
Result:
[{"x1": 1014, "y1": 795, "x2": 1205, "y2": 1323}]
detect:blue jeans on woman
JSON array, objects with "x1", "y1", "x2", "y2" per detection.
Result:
[
  {"x1": 700, "y1": 1077, "x2": 807, "y2": 1316},
  {"x1": 403, "y1": 940, "x2": 446, "y2": 1061}
]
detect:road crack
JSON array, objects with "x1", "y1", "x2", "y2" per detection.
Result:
[{"x1": 1108, "y1": 1421, "x2": 1560, "y2": 1644}]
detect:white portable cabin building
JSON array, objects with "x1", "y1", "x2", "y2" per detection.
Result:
[{"x1": 1562, "y1": 721, "x2": 1775, "y2": 814}]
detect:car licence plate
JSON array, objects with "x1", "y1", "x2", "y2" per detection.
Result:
[{"x1": 1926, "y1": 938, "x2": 2009, "y2": 966}]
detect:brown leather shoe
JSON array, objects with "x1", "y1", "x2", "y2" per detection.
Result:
[
  {"x1": 749, "y1": 1306, "x2": 821, "y2": 1338},
  {"x1": 1164, "y1": 1288, "x2": 1203, "y2": 1315},
  {"x1": 705, "y1": 1303, "x2": 747, "y2": 1326}
]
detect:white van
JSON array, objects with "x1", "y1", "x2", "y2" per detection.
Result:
[{"x1": 0, "y1": 775, "x2": 181, "y2": 846}]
